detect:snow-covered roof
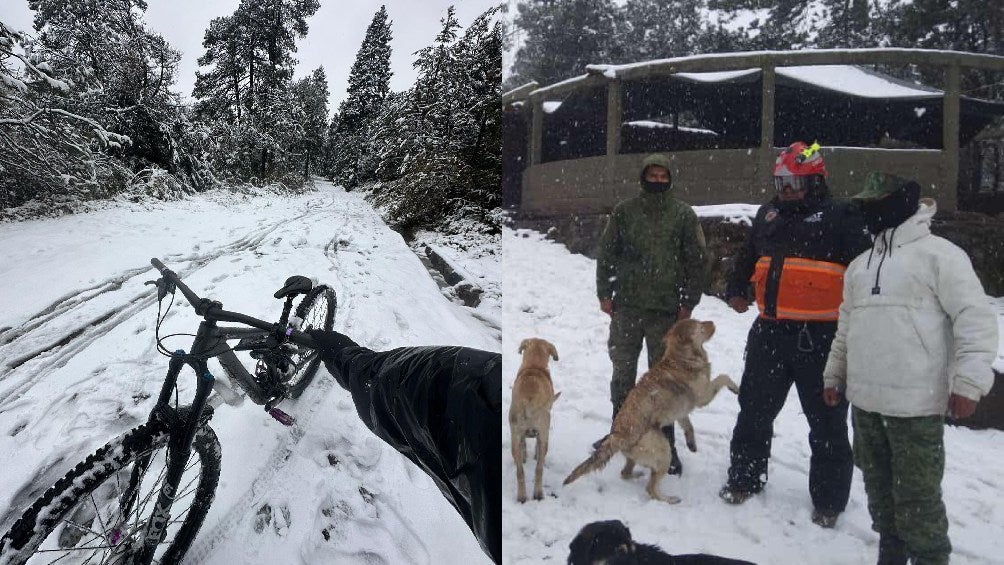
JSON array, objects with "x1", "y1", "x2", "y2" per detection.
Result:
[
  {"x1": 673, "y1": 69, "x2": 761, "y2": 83},
  {"x1": 542, "y1": 101, "x2": 563, "y2": 114},
  {"x1": 623, "y1": 121, "x2": 719, "y2": 136},
  {"x1": 600, "y1": 64, "x2": 943, "y2": 100},
  {"x1": 777, "y1": 65, "x2": 942, "y2": 99},
  {"x1": 520, "y1": 49, "x2": 1004, "y2": 102}
]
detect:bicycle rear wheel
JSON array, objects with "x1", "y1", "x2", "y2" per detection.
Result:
[
  {"x1": 286, "y1": 285, "x2": 336, "y2": 398},
  {"x1": 0, "y1": 423, "x2": 221, "y2": 565}
]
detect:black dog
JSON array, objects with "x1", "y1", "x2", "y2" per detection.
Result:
[{"x1": 568, "y1": 520, "x2": 756, "y2": 565}]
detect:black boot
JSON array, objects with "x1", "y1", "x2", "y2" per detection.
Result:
[
  {"x1": 877, "y1": 535, "x2": 908, "y2": 565},
  {"x1": 811, "y1": 508, "x2": 840, "y2": 528},
  {"x1": 662, "y1": 425, "x2": 682, "y2": 476}
]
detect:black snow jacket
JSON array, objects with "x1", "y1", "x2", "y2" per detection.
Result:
[
  {"x1": 308, "y1": 330, "x2": 502, "y2": 564},
  {"x1": 726, "y1": 190, "x2": 871, "y2": 320}
]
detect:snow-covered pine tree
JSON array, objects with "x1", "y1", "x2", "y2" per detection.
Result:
[
  {"x1": 507, "y1": 0, "x2": 622, "y2": 88},
  {"x1": 325, "y1": 5, "x2": 393, "y2": 188},
  {"x1": 372, "y1": 7, "x2": 462, "y2": 230},
  {"x1": 292, "y1": 67, "x2": 330, "y2": 180},
  {"x1": 29, "y1": 0, "x2": 214, "y2": 197},
  {"x1": 192, "y1": 0, "x2": 320, "y2": 188},
  {"x1": 356, "y1": 91, "x2": 408, "y2": 188},
  {"x1": 620, "y1": 0, "x2": 705, "y2": 60},
  {"x1": 446, "y1": 7, "x2": 503, "y2": 230},
  {"x1": 373, "y1": 6, "x2": 502, "y2": 234},
  {"x1": 814, "y1": 0, "x2": 876, "y2": 49},
  {"x1": 0, "y1": 18, "x2": 129, "y2": 215},
  {"x1": 881, "y1": 0, "x2": 1003, "y2": 100}
]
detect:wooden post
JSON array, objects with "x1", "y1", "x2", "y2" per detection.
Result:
[
  {"x1": 606, "y1": 80, "x2": 622, "y2": 157},
  {"x1": 530, "y1": 97, "x2": 543, "y2": 166},
  {"x1": 759, "y1": 65, "x2": 777, "y2": 197},
  {"x1": 942, "y1": 64, "x2": 961, "y2": 211},
  {"x1": 605, "y1": 80, "x2": 623, "y2": 202}
]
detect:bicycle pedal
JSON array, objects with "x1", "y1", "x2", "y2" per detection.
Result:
[{"x1": 268, "y1": 407, "x2": 295, "y2": 426}]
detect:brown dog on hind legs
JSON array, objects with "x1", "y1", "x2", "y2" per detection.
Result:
[
  {"x1": 564, "y1": 319, "x2": 738, "y2": 503},
  {"x1": 510, "y1": 338, "x2": 561, "y2": 503}
]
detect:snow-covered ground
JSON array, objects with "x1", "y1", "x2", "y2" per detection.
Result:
[
  {"x1": 501, "y1": 227, "x2": 1004, "y2": 564},
  {"x1": 412, "y1": 230, "x2": 501, "y2": 342},
  {"x1": 0, "y1": 182, "x2": 498, "y2": 564}
]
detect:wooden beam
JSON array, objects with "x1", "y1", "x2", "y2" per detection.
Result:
[
  {"x1": 502, "y1": 81, "x2": 539, "y2": 106},
  {"x1": 586, "y1": 49, "x2": 1004, "y2": 82},
  {"x1": 530, "y1": 97, "x2": 543, "y2": 167},
  {"x1": 760, "y1": 64, "x2": 776, "y2": 194},
  {"x1": 606, "y1": 81, "x2": 622, "y2": 157},
  {"x1": 942, "y1": 64, "x2": 961, "y2": 211}
]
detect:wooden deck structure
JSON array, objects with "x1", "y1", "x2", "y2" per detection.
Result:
[{"x1": 503, "y1": 49, "x2": 1004, "y2": 216}]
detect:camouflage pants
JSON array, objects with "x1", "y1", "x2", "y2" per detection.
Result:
[
  {"x1": 852, "y1": 407, "x2": 951, "y2": 565},
  {"x1": 607, "y1": 307, "x2": 676, "y2": 418}
]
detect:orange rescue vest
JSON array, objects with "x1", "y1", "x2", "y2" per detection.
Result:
[{"x1": 750, "y1": 256, "x2": 846, "y2": 321}]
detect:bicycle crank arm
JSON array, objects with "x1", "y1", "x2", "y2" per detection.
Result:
[{"x1": 267, "y1": 407, "x2": 295, "y2": 426}]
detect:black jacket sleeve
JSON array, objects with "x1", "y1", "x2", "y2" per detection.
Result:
[
  {"x1": 835, "y1": 199, "x2": 872, "y2": 265},
  {"x1": 726, "y1": 207, "x2": 765, "y2": 300},
  {"x1": 309, "y1": 330, "x2": 502, "y2": 564}
]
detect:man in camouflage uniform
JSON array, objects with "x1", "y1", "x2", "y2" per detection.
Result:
[
  {"x1": 824, "y1": 172, "x2": 998, "y2": 565},
  {"x1": 595, "y1": 153, "x2": 707, "y2": 475}
]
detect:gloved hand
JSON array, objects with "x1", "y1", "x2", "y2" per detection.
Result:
[{"x1": 306, "y1": 329, "x2": 360, "y2": 363}]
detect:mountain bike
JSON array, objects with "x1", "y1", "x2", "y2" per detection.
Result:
[{"x1": 0, "y1": 258, "x2": 335, "y2": 565}]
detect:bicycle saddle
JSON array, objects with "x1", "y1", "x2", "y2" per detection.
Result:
[{"x1": 274, "y1": 275, "x2": 313, "y2": 298}]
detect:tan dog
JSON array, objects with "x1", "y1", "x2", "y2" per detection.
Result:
[
  {"x1": 510, "y1": 338, "x2": 561, "y2": 502},
  {"x1": 563, "y1": 319, "x2": 738, "y2": 503}
]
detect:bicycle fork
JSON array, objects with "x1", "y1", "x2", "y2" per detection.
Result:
[{"x1": 131, "y1": 349, "x2": 216, "y2": 564}]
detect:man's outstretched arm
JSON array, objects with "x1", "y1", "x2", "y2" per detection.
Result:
[{"x1": 308, "y1": 329, "x2": 502, "y2": 564}]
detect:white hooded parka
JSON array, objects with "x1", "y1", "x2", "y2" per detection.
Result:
[{"x1": 823, "y1": 199, "x2": 998, "y2": 417}]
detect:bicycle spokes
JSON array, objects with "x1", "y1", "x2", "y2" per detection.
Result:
[{"x1": 30, "y1": 444, "x2": 205, "y2": 565}]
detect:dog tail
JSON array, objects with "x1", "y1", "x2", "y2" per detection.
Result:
[{"x1": 563, "y1": 434, "x2": 620, "y2": 485}]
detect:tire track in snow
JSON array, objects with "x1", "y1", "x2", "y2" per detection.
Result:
[
  {"x1": 183, "y1": 195, "x2": 360, "y2": 563},
  {"x1": 183, "y1": 371, "x2": 338, "y2": 564},
  {"x1": 0, "y1": 265, "x2": 152, "y2": 347},
  {"x1": 0, "y1": 197, "x2": 328, "y2": 412}
]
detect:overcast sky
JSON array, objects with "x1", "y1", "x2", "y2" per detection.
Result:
[{"x1": 1, "y1": 0, "x2": 497, "y2": 112}]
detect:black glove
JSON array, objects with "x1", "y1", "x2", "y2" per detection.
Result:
[{"x1": 306, "y1": 329, "x2": 360, "y2": 363}]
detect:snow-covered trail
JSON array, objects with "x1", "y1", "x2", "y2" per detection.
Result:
[
  {"x1": 501, "y1": 228, "x2": 1004, "y2": 565},
  {"x1": 0, "y1": 183, "x2": 496, "y2": 564}
]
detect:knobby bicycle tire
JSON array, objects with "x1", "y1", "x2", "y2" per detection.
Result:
[
  {"x1": 287, "y1": 285, "x2": 336, "y2": 398},
  {"x1": 0, "y1": 423, "x2": 221, "y2": 565}
]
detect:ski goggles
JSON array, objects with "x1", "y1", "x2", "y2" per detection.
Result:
[{"x1": 773, "y1": 175, "x2": 810, "y2": 193}]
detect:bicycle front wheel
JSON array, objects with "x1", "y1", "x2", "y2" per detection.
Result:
[
  {"x1": 0, "y1": 423, "x2": 221, "y2": 565},
  {"x1": 287, "y1": 284, "x2": 336, "y2": 398}
]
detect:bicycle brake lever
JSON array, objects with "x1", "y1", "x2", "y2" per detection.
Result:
[{"x1": 144, "y1": 278, "x2": 175, "y2": 301}]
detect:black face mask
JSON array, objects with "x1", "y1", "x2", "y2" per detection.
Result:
[
  {"x1": 859, "y1": 182, "x2": 921, "y2": 235},
  {"x1": 775, "y1": 197, "x2": 809, "y2": 214},
  {"x1": 642, "y1": 180, "x2": 671, "y2": 194}
]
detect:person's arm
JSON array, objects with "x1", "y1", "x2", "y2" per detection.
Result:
[
  {"x1": 308, "y1": 330, "x2": 502, "y2": 564},
  {"x1": 677, "y1": 207, "x2": 707, "y2": 314},
  {"x1": 933, "y1": 246, "x2": 998, "y2": 414},
  {"x1": 596, "y1": 207, "x2": 622, "y2": 307},
  {"x1": 838, "y1": 200, "x2": 872, "y2": 264},
  {"x1": 725, "y1": 208, "x2": 762, "y2": 308},
  {"x1": 823, "y1": 261, "x2": 856, "y2": 405}
]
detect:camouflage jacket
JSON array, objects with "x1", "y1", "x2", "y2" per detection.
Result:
[{"x1": 596, "y1": 191, "x2": 706, "y2": 313}]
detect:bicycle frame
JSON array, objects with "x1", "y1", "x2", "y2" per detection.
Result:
[{"x1": 125, "y1": 259, "x2": 321, "y2": 564}]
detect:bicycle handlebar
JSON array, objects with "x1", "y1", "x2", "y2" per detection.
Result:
[{"x1": 150, "y1": 258, "x2": 318, "y2": 350}]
